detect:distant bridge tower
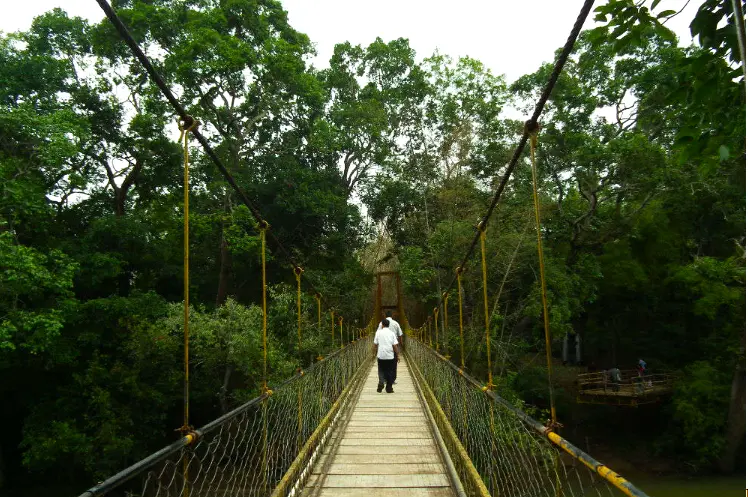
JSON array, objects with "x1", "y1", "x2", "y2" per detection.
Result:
[{"x1": 375, "y1": 271, "x2": 406, "y2": 329}]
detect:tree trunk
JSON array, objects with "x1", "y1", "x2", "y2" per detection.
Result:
[
  {"x1": 114, "y1": 194, "x2": 131, "y2": 297},
  {"x1": 100, "y1": 156, "x2": 142, "y2": 297},
  {"x1": 511, "y1": 315, "x2": 533, "y2": 338},
  {"x1": 114, "y1": 188, "x2": 126, "y2": 217},
  {"x1": 219, "y1": 365, "x2": 233, "y2": 414},
  {"x1": 718, "y1": 329, "x2": 745, "y2": 473},
  {"x1": 216, "y1": 235, "x2": 231, "y2": 306}
]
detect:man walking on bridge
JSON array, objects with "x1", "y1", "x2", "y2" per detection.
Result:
[
  {"x1": 377, "y1": 310, "x2": 403, "y2": 382},
  {"x1": 373, "y1": 318, "x2": 399, "y2": 393}
]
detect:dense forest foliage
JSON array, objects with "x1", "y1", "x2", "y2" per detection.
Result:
[{"x1": 0, "y1": 0, "x2": 744, "y2": 494}]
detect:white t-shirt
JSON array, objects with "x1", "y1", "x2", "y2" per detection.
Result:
[
  {"x1": 377, "y1": 318, "x2": 403, "y2": 338},
  {"x1": 374, "y1": 328, "x2": 398, "y2": 360}
]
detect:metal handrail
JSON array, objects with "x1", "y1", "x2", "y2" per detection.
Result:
[{"x1": 77, "y1": 337, "x2": 370, "y2": 497}]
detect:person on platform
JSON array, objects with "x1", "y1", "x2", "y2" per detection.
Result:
[
  {"x1": 373, "y1": 318, "x2": 399, "y2": 393},
  {"x1": 607, "y1": 367, "x2": 622, "y2": 392},
  {"x1": 636, "y1": 359, "x2": 648, "y2": 392},
  {"x1": 377, "y1": 310, "x2": 403, "y2": 382}
]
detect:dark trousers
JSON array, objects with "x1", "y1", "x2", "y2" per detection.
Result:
[{"x1": 377, "y1": 358, "x2": 396, "y2": 389}]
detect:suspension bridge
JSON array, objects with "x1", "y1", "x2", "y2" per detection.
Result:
[{"x1": 78, "y1": 1, "x2": 653, "y2": 496}]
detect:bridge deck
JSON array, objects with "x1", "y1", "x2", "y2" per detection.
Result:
[{"x1": 304, "y1": 359, "x2": 456, "y2": 496}]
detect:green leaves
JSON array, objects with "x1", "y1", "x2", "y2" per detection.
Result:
[
  {"x1": 718, "y1": 144, "x2": 731, "y2": 161},
  {"x1": 662, "y1": 360, "x2": 732, "y2": 468},
  {"x1": 318, "y1": 37, "x2": 425, "y2": 194},
  {"x1": 0, "y1": 233, "x2": 78, "y2": 354},
  {"x1": 670, "y1": 256, "x2": 745, "y2": 320}
]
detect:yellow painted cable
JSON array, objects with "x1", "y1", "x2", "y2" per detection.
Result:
[
  {"x1": 259, "y1": 221, "x2": 270, "y2": 494},
  {"x1": 294, "y1": 267, "x2": 303, "y2": 353},
  {"x1": 259, "y1": 221, "x2": 270, "y2": 392},
  {"x1": 293, "y1": 266, "x2": 304, "y2": 450},
  {"x1": 315, "y1": 293, "x2": 321, "y2": 333},
  {"x1": 443, "y1": 292, "x2": 449, "y2": 354},
  {"x1": 530, "y1": 130, "x2": 557, "y2": 424},
  {"x1": 178, "y1": 116, "x2": 197, "y2": 497},
  {"x1": 456, "y1": 267, "x2": 465, "y2": 369},
  {"x1": 479, "y1": 224, "x2": 493, "y2": 389},
  {"x1": 433, "y1": 307, "x2": 439, "y2": 352}
]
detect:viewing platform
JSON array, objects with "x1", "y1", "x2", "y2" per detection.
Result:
[{"x1": 577, "y1": 369, "x2": 675, "y2": 406}]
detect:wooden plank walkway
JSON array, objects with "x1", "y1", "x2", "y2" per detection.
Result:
[{"x1": 304, "y1": 359, "x2": 456, "y2": 497}]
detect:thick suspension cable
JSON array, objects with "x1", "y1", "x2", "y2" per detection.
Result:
[
  {"x1": 94, "y1": 0, "x2": 348, "y2": 320},
  {"x1": 430, "y1": 0, "x2": 596, "y2": 316}
]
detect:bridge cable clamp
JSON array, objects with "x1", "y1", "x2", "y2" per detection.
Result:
[
  {"x1": 176, "y1": 424, "x2": 200, "y2": 445},
  {"x1": 178, "y1": 115, "x2": 200, "y2": 133},
  {"x1": 523, "y1": 119, "x2": 542, "y2": 136},
  {"x1": 543, "y1": 419, "x2": 564, "y2": 435}
]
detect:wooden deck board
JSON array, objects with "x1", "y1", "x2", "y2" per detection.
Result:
[
  {"x1": 580, "y1": 385, "x2": 672, "y2": 397},
  {"x1": 307, "y1": 473, "x2": 451, "y2": 488},
  {"x1": 325, "y1": 445, "x2": 439, "y2": 455},
  {"x1": 309, "y1": 360, "x2": 455, "y2": 496},
  {"x1": 302, "y1": 487, "x2": 454, "y2": 497},
  {"x1": 315, "y1": 463, "x2": 445, "y2": 475}
]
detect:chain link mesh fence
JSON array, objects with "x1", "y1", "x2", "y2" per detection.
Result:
[
  {"x1": 79, "y1": 337, "x2": 372, "y2": 497},
  {"x1": 408, "y1": 338, "x2": 641, "y2": 497}
]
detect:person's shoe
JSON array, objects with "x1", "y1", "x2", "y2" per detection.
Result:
[
  {"x1": 386, "y1": 387, "x2": 394, "y2": 393},
  {"x1": 377, "y1": 383, "x2": 383, "y2": 393}
]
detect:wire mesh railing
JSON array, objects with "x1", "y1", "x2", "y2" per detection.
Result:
[
  {"x1": 78, "y1": 336, "x2": 373, "y2": 497},
  {"x1": 407, "y1": 337, "x2": 648, "y2": 497}
]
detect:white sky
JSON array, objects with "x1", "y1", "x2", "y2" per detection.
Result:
[
  {"x1": 2, "y1": 0, "x2": 699, "y2": 84},
  {"x1": 1, "y1": 0, "x2": 699, "y2": 217}
]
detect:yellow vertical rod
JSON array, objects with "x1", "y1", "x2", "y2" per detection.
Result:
[
  {"x1": 295, "y1": 267, "x2": 303, "y2": 354},
  {"x1": 294, "y1": 267, "x2": 303, "y2": 452},
  {"x1": 339, "y1": 316, "x2": 344, "y2": 349},
  {"x1": 478, "y1": 221, "x2": 501, "y2": 494},
  {"x1": 479, "y1": 224, "x2": 493, "y2": 389},
  {"x1": 434, "y1": 308, "x2": 439, "y2": 352},
  {"x1": 456, "y1": 267, "x2": 465, "y2": 369},
  {"x1": 260, "y1": 222, "x2": 269, "y2": 390},
  {"x1": 315, "y1": 293, "x2": 322, "y2": 360},
  {"x1": 259, "y1": 220, "x2": 270, "y2": 492},
  {"x1": 181, "y1": 124, "x2": 191, "y2": 433},
  {"x1": 179, "y1": 117, "x2": 197, "y2": 497},
  {"x1": 330, "y1": 311, "x2": 335, "y2": 348},
  {"x1": 443, "y1": 292, "x2": 449, "y2": 355},
  {"x1": 529, "y1": 130, "x2": 557, "y2": 424},
  {"x1": 316, "y1": 294, "x2": 321, "y2": 333}
]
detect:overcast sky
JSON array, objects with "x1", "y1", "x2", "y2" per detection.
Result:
[{"x1": 2, "y1": 0, "x2": 698, "y2": 84}]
